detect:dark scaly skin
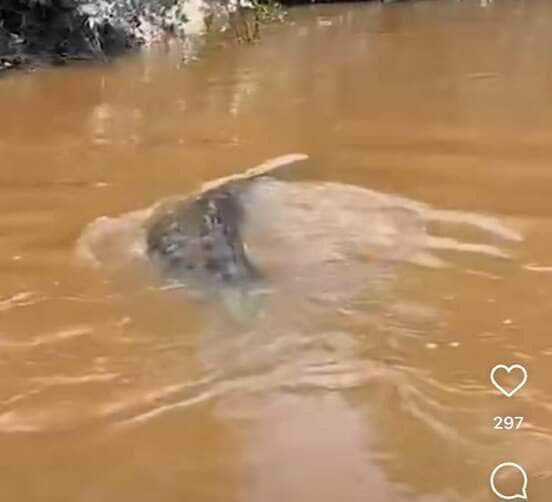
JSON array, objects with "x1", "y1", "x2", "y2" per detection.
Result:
[{"x1": 146, "y1": 181, "x2": 260, "y2": 286}]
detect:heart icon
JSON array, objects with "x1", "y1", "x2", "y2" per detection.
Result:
[{"x1": 490, "y1": 364, "x2": 528, "y2": 398}]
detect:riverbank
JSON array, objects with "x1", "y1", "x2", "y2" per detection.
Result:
[
  {"x1": 0, "y1": 0, "x2": 207, "y2": 71},
  {"x1": 0, "y1": 0, "x2": 403, "y2": 73},
  {"x1": 0, "y1": 0, "x2": 130, "y2": 70}
]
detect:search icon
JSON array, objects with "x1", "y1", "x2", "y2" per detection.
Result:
[{"x1": 490, "y1": 462, "x2": 528, "y2": 500}]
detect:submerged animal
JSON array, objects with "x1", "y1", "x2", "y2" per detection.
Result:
[
  {"x1": 78, "y1": 153, "x2": 522, "y2": 299},
  {"x1": 146, "y1": 177, "x2": 259, "y2": 285},
  {"x1": 144, "y1": 154, "x2": 309, "y2": 287}
]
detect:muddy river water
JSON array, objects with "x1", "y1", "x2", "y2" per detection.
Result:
[{"x1": 1, "y1": 0, "x2": 552, "y2": 500}]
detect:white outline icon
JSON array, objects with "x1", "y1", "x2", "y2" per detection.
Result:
[
  {"x1": 490, "y1": 462, "x2": 528, "y2": 500},
  {"x1": 490, "y1": 364, "x2": 528, "y2": 398}
]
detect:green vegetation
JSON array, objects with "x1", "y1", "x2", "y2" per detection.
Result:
[
  {"x1": 253, "y1": 0, "x2": 286, "y2": 24},
  {"x1": 227, "y1": 0, "x2": 286, "y2": 44}
]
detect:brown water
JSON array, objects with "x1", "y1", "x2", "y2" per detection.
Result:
[{"x1": 1, "y1": 0, "x2": 552, "y2": 500}]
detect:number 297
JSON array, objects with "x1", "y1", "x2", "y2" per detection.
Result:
[{"x1": 493, "y1": 416, "x2": 524, "y2": 430}]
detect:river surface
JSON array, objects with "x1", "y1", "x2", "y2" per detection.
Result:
[{"x1": 1, "y1": 0, "x2": 552, "y2": 501}]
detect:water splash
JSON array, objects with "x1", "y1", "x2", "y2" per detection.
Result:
[{"x1": 77, "y1": 153, "x2": 522, "y2": 285}]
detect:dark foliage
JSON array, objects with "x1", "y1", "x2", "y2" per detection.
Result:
[{"x1": 0, "y1": 0, "x2": 135, "y2": 70}]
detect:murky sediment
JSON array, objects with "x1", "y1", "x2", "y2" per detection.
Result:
[{"x1": 1, "y1": 0, "x2": 552, "y2": 501}]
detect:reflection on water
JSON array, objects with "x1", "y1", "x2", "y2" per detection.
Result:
[{"x1": 2, "y1": 0, "x2": 552, "y2": 501}]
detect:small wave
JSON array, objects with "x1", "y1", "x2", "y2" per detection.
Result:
[
  {"x1": 0, "y1": 325, "x2": 93, "y2": 349},
  {"x1": 0, "y1": 291, "x2": 43, "y2": 313},
  {"x1": 29, "y1": 373, "x2": 120, "y2": 386},
  {"x1": 423, "y1": 207, "x2": 523, "y2": 242},
  {"x1": 0, "y1": 411, "x2": 41, "y2": 433},
  {"x1": 524, "y1": 263, "x2": 552, "y2": 273}
]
